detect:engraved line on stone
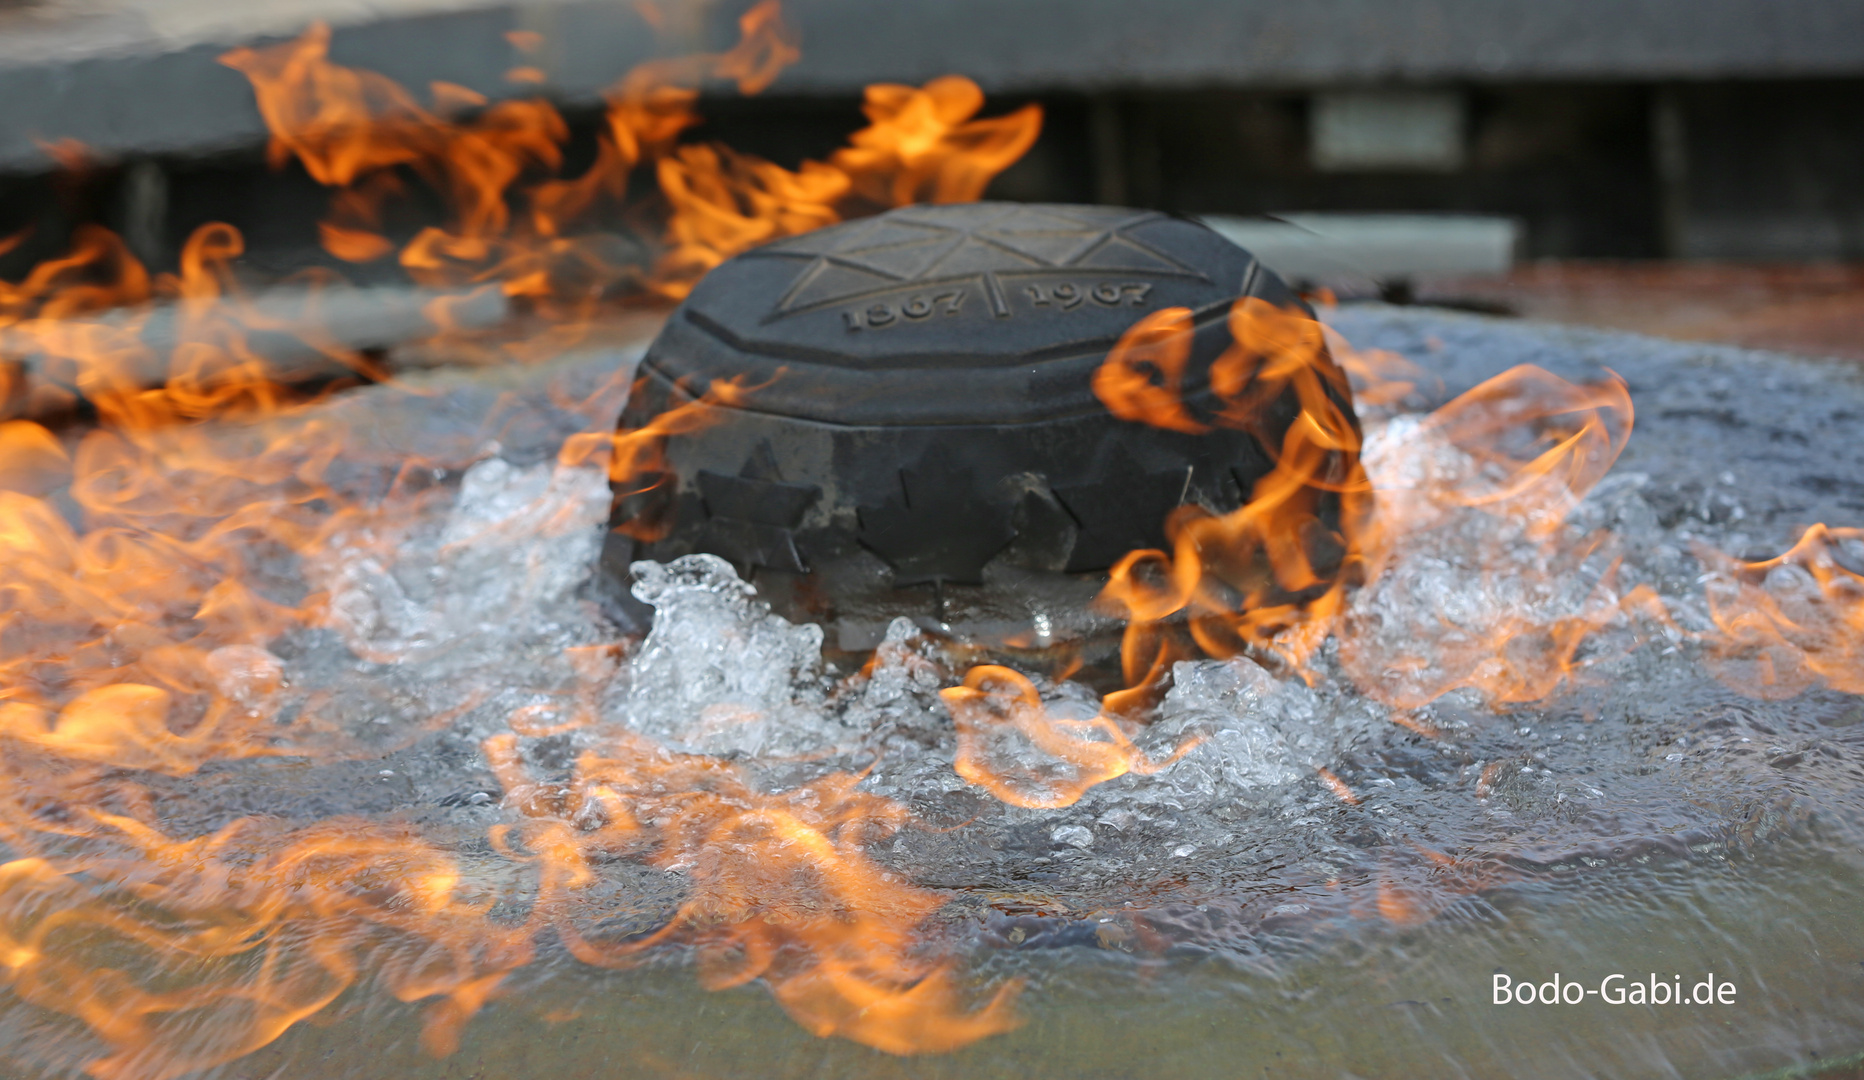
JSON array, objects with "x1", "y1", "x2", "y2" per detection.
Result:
[
  {"x1": 984, "y1": 271, "x2": 1011, "y2": 318},
  {"x1": 1071, "y1": 228, "x2": 1211, "y2": 279}
]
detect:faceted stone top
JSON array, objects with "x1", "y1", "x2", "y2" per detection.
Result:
[
  {"x1": 761, "y1": 203, "x2": 1211, "y2": 316},
  {"x1": 643, "y1": 203, "x2": 1271, "y2": 427}
]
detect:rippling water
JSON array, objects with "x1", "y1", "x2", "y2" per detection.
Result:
[{"x1": 4, "y1": 309, "x2": 1862, "y2": 1080}]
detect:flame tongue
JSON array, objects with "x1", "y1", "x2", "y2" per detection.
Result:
[
  {"x1": 4, "y1": 0, "x2": 1863, "y2": 1072},
  {"x1": 943, "y1": 665, "x2": 1197, "y2": 809},
  {"x1": 485, "y1": 732, "x2": 1021, "y2": 1052},
  {"x1": 1333, "y1": 364, "x2": 1648, "y2": 708},
  {"x1": 0, "y1": 814, "x2": 534, "y2": 1080},
  {"x1": 1074, "y1": 293, "x2": 1854, "y2": 785},
  {"x1": 1096, "y1": 296, "x2": 1371, "y2": 694},
  {"x1": 217, "y1": 2, "x2": 1038, "y2": 308},
  {"x1": 1703, "y1": 523, "x2": 1864, "y2": 697},
  {"x1": 0, "y1": 2, "x2": 1053, "y2": 1066}
]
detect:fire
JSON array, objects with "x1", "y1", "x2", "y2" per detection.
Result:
[
  {"x1": 559, "y1": 373, "x2": 756, "y2": 541},
  {"x1": 220, "y1": 3, "x2": 1039, "y2": 306},
  {"x1": 927, "y1": 297, "x2": 1670, "y2": 815},
  {"x1": 942, "y1": 665, "x2": 1196, "y2": 808},
  {"x1": 0, "y1": 3, "x2": 1049, "y2": 1071},
  {"x1": 657, "y1": 74, "x2": 1040, "y2": 292},
  {"x1": 1333, "y1": 364, "x2": 1665, "y2": 708},
  {"x1": 1701, "y1": 523, "x2": 1864, "y2": 697},
  {"x1": 1079, "y1": 295, "x2": 1680, "y2": 715},
  {"x1": 1074, "y1": 292, "x2": 1859, "y2": 770},
  {"x1": 484, "y1": 730, "x2": 1020, "y2": 1053},
  {"x1": 0, "y1": 232, "x2": 354, "y2": 781},
  {"x1": 1395, "y1": 364, "x2": 1634, "y2": 538},
  {"x1": 1314, "y1": 766, "x2": 1358, "y2": 805},
  {"x1": 0, "y1": 210, "x2": 518, "y2": 1074},
  {"x1": 4, "y1": 0, "x2": 1858, "y2": 1065},
  {"x1": 0, "y1": 816, "x2": 530, "y2": 1080},
  {"x1": 218, "y1": 6, "x2": 797, "y2": 307},
  {"x1": 1091, "y1": 307, "x2": 1209, "y2": 435},
  {"x1": 1094, "y1": 297, "x2": 1370, "y2": 691}
]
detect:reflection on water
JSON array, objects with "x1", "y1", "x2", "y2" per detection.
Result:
[
  {"x1": 223, "y1": 839, "x2": 1864, "y2": 1080},
  {"x1": 2, "y1": 6, "x2": 1860, "y2": 1072},
  {"x1": 2, "y1": 322, "x2": 1862, "y2": 1079}
]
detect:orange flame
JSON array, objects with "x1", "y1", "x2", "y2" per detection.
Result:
[
  {"x1": 3, "y1": 18, "x2": 1860, "y2": 1062},
  {"x1": 0, "y1": 203, "x2": 531, "y2": 1074},
  {"x1": 649, "y1": 74, "x2": 1039, "y2": 298},
  {"x1": 218, "y1": 2, "x2": 802, "y2": 305},
  {"x1": 220, "y1": 4, "x2": 1039, "y2": 307},
  {"x1": 560, "y1": 373, "x2": 758, "y2": 542},
  {"x1": 834, "y1": 77, "x2": 1044, "y2": 210},
  {"x1": 1314, "y1": 766, "x2": 1358, "y2": 805},
  {"x1": 0, "y1": 6, "x2": 1050, "y2": 1068},
  {"x1": 1406, "y1": 364, "x2": 1633, "y2": 538},
  {"x1": 1081, "y1": 293, "x2": 1859, "y2": 723},
  {"x1": 1329, "y1": 364, "x2": 1657, "y2": 708},
  {"x1": 1701, "y1": 524, "x2": 1864, "y2": 697},
  {"x1": 485, "y1": 730, "x2": 1020, "y2": 1053},
  {"x1": 1090, "y1": 307, "x2": 1208, "y2": 435},
  {"x1": 1082, "y1": 296, "x2": 1668, "y2": 715},
  {"x1": 0, "y1": 817, "x2": 529, "y2": 1080},
  {"x1": 942, "y1": 665, "x2": 1196, "y2": 809},
  {"x1": 0, "y1": 232, "x2": 370, "y2": 783},
  {"x1": 1095, "y1": 297, "x2": 1369, "y2": 692}
]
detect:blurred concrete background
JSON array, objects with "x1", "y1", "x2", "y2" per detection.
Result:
[{"x1": 3, "y1": 0, "x2": 1862, "y2": 356}]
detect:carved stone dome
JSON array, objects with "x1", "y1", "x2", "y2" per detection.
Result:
[{"x1": 604, "y1": 202, "x2": 1354, "y2": 657}]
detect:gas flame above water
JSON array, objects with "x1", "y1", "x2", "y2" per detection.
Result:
[
  {"x1": 951, "y1": 294, "x2": 1860, "y2": 809},
  {"x1": 219, "y1": 0, "x2": 1039, "y2": 309},
  {"x1": 0, "y1": 6, "x2": 1041, "y2": 1073},
  {"x1": 0, "y1": 4, "x2": 1859, "y2": 1076}
]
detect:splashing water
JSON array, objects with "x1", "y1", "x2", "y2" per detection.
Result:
[
  {"x1": 6, "y1": 305, "x2": 1864, "y2": 1078},
  {"x1": 622, "y1": 556, "x2": 846, "y2": 758},
  {"x1": 0, "y1": 13, "x2": 1859, "y2": 1068}
]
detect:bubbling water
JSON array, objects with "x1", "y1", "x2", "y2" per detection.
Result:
[{"x1": 4, "y1": 332, "x2": 1862, "y2": 1077}]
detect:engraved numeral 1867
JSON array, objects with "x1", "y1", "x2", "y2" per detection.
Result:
[{"x1": 842, "y1": 290, "x2": 966, "y2": 331}]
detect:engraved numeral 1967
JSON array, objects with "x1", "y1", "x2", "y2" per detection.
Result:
[
  {"x1": 842, "y1": 290, "x2": 966, "y2": 331},
  {"x1": 1024, "y1": 282, "x2": 1154, "y2": 309}
]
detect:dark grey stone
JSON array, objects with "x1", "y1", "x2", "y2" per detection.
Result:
[{"x1": 607, "y1": 202, "x2": 1355, "y2": 652}]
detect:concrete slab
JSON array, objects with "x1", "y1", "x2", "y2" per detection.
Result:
[
  {"x1": 1204, "y1": 213, "x2": 1521, "y2": 289},
  {"x1": 775, "y1": 0, "x2": 1864, "y2": 92},
  {"x1": 5, "y1": 0, "x2": 1864, "y2": 172},
  {"x1": 0, "y1": 0, "x2": 663, "y2": 172},
  {"x1": 1415, "y1": 263, "x2": 1864, "y2": 363}
]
